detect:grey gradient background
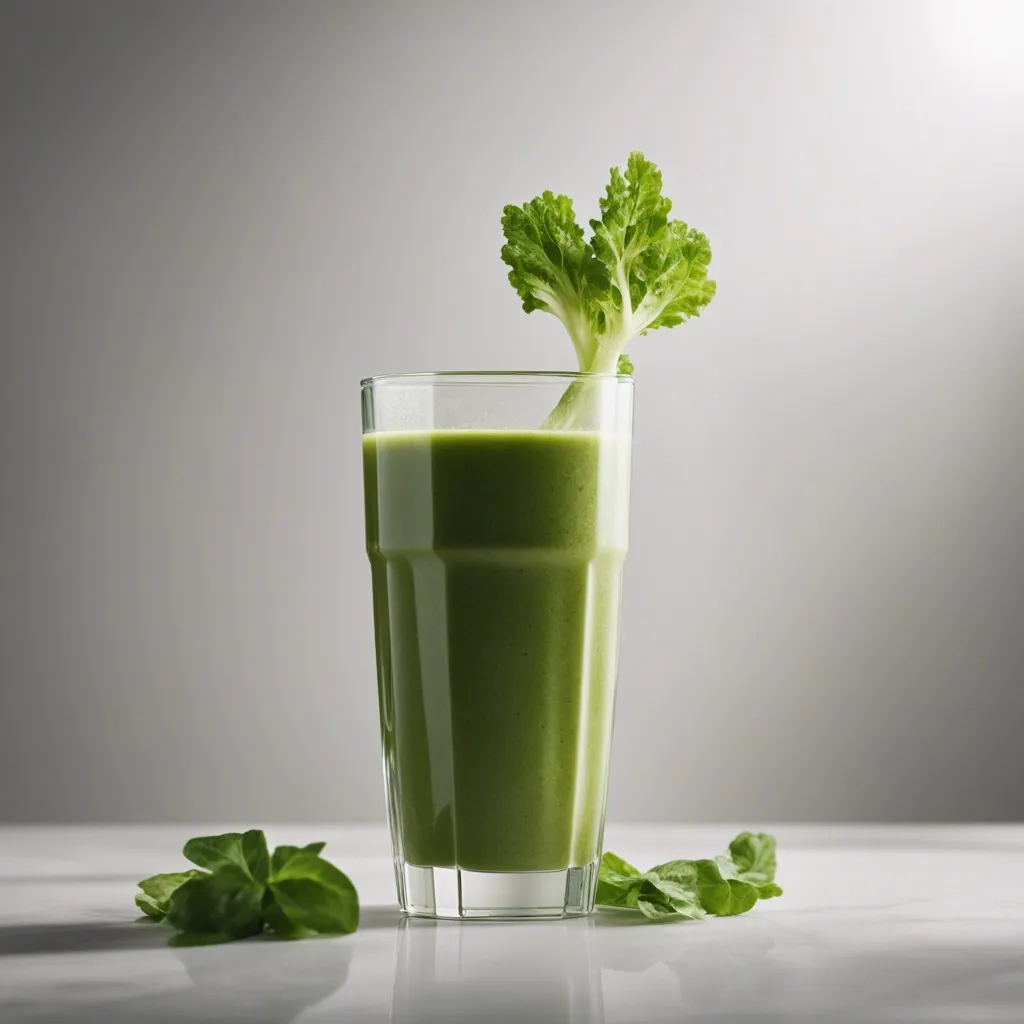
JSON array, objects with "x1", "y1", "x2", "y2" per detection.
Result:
[{"x1": 1, "y1": 0, "x2": 1022, "y2": 824}]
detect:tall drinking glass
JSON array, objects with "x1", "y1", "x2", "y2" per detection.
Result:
[{"x1": 361, "y1": 372, "x2": 632, "y2": 919}]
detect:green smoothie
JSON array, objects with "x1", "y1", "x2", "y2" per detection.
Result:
[{"x1": 363, "y1": 429, "x2": 629, "y2": 873}]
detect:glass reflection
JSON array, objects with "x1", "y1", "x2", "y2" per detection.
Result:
[{"x1": 390, "y1": 917, "x2": 604, "y2": 1023}]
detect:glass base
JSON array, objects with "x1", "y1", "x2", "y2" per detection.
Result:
[{"x1": 397, "y1": 859, "x2": 599, "y2": 920}]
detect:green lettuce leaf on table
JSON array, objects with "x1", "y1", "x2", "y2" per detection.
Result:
[
  {"x1": 598, "y1": 832, "x2": 782, "y2": 922},
  {"x1": 135, "y1": 831, "x2": 358, "y2": 945}
]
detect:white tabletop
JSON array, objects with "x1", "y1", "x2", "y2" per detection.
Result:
[{"x1": 1, "y1": 825, "x2": 1021, "y2": 1023}]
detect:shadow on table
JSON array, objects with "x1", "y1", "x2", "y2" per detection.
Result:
[
  {"x1": 0, "y1": 908, "x2": 404, "y2": 1023},
  {"x1": 0, "y1": 920, "x2": 168, "y2": 955},
  {"x1": 0, "y1": 874, "x2": 147, "y2": 885},
  {"x1": 0, "y1": 904, "x2": 400, "y2": 957},
  {"x1": 358, "y1": 903, "x2": 403, "y2": 930},
  {"x1": 0, "y1": 932, "x2": 356, "y2": 1024}
]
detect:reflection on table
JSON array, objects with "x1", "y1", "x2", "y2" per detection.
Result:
[{"x1": 390, "y1": 916, "x2": 604, "y2": 1023}]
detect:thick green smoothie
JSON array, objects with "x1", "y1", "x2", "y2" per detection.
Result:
[{"x1": 363, "y1": 429, "x2": 629, "y2": 872}]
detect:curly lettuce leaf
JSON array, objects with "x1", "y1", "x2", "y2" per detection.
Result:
[
  {"x1": 598, "y1": 833, "x2": 781, "y2": 921},
  {"x1": 501, "y1": 152, "x2": 716, "y2": 383},
  {"x1": 135, "y1": 870, "x2": 208, "y2": 920},
  {"x1": 596, "y1": 852, "x2": 705, "y2": 922},
  {"x1": 725, "y1": 831, "x2": 778, "y2": 885},
  {"x1": 500, "y1": 192, "x2": 608, "y2": 371}
]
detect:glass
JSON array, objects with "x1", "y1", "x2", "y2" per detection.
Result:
[{"x1": 361, "y1": 371, "x2": 633, "y2": 919}]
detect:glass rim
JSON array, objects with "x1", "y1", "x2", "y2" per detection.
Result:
[{"x1": 360, "y1": 370, "x2": 633, "y2": 388}]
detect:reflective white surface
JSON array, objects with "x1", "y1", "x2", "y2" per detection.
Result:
[{"x1": 1, "y1": 826, "x2": 1022, "y2": 1023}]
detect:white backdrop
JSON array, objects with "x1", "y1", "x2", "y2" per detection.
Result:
[{"x1": 1, "y1": 0, "x2": 1022, "y2": 822}]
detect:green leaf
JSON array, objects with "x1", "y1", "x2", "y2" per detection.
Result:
[
  {"x1": 590, "y1": 152, "x2": 671, "y2": 337},
  {"x1": 668, "y1": 897, "x2": 706, "y2": 920},
  {"x1": 646, "y1": 859, "x2": 698, "y2": 885},
  {"x1": 647, "y1": 876, "x2": 705, "y2": 920},
  {"x1": 261, "y1": 889, "x2": 318, "y2": 940},
  {"x1": 601, "y1": 833, "x2": 782, "y2": 922},
  {"x1": 596, "y1": 851, "x2": 646, "y2": 906},
  {"x1": 598, "y1": 864, "x2": 707, "y2": 921},
  {"x1": 636, "y1": 220, "x2": 716, "y2": 335},
  {"x1": 600, "y1": 851, "x2": 640, "y2": 879},
  {"x1": 501, "y1": 191, "x2": 609, "y2": 370},
  {"x1": 647, "y1": 876, "x2": 698, "y2": 904},
  {"x1": 634, "y1": 884, "x2": 704, "y2": 921},
  {"x1": 241, "y1": 830, "x2": 270, "y2": 883},
  {"x1": 653, "y1": 858, "x2": 761, "y2": 917},
  {"x1": 269, "y1": 848, "x2": 357, "y2": 892},
  {"x1": 616, "y1": 353, "x2": 634, "y2": 375},
  {"x1": 715, "y1": 833, "x2": 783, "y2": 900},
  {"x1": 267, "y1": 852, "x2": 359, "y2": 936},
  {"x1": 596, "y1": 852, "x2": 640, "y2": 904},
  {"x1": 135, "y1": 832, "x2": 354, "y2": 946},
  {"x1": 700, "y1": 875, "x2": 761, "y2": 917},
  {"x1": 501, "y1": 152, "x2": 716, "y2": 395},
  {"x1": 590, "y1": 151, "x2": 716, "y2": 351},
  {"x1": 637, "y1": 896, "x2": 679, "y2": 920},
  {"x1": 727, "y1": 832, "x2": 778, "y2": 884},
  {"x1": 135, "y1": 870, "x2": 207, "y2": 920},
  {"x1": 165, "y1": 864, "x2": 265, "y2": 941},
  {"x1": 722, "y1": 880, "x2": 761, "y2": 915},
  {"x1": 591, "y1": 153, "x2": 672, "y2": 272},
  {"x1": 182, "y1": 833, "x2": 249, "y2": 874},
  {"x1": 595, "y1": 875, "x2": 640, "y2": 907},
  {"x1": 135, "y1": 895, "x2": 163, "y2": 921},
  {"x1": 271, "y1": 842, "x2": 328, "y2": 876}
]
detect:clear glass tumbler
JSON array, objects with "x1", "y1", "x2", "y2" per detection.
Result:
[{"x1": 361, "y1": 371, "x2": 633, "y2": 919}]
